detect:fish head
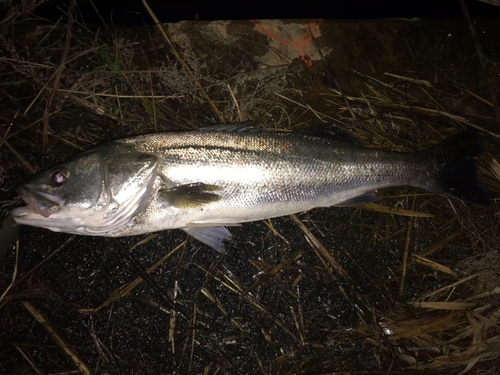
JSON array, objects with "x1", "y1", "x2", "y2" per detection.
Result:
[{"x1": 11, "y1": 142, "x2": 159, "y2": 235}]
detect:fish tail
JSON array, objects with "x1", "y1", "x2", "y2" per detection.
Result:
[{"x1": 427, "y1": 129, "x2": 493, "y2": 205}]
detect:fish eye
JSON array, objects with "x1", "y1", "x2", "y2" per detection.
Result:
[{"x1": 50, "y1": 169, "x2": 69, "y2": 185}]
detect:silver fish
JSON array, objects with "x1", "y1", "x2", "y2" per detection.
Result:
[{"x1": 10, "y1": 124, "x2": 493, "y2": 251}]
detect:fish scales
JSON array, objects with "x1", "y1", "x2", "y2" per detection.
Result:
[{"x1": 114, "y1": 131, "x2": 430, "y2": 234}]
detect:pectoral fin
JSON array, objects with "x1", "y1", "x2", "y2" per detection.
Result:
[
  {"x1": 182, "y1": 226, "x2": 232, "y2": 252},
  {"x1": 160, "y1": 182, "x2": 222, "y2": 208}
]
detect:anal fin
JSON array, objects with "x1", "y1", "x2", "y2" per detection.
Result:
[{"x1": 335, "y1": 191, "x2": 378, "y2": 207}]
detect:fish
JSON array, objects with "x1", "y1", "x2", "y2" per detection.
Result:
[{"x1": 10, "y1": 124, "x2": 493, "y2": 251}]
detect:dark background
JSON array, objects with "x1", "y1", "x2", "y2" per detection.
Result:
[{"x1": 34, "y1": 0, "x2": 500, "y2": 26}]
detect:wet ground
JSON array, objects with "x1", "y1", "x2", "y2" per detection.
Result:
[{"x1": 1, "y1": 13, "x2": 499, "y2": 375}]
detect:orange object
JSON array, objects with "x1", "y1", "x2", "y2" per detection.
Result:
[{"x1": 250, "y1": 20, "x2": 321, "y2": 67}]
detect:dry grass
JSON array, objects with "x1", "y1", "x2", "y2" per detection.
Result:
[{"x1": 0, "y1": 1, "x2": 499, "y2": 374}]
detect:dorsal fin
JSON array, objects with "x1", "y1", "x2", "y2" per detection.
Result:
[
  {"x1": 198, "y1": 122, "x2": 260, "y2": 133},
  {"x1": 294, "y1": 123, "x2": 363, "y2": 145}
]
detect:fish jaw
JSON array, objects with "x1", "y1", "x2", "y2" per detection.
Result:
[
  {"x1": 11, "y1": 200, "x2": 133, "y2": 236},
  {"x1": 11, "y1": 185, "x2": 93, "y2": 234},
  {"x1": 13, "y1": 185, "x2": 63, "y2": 218},
  {"x1": 11, "y1": 207, "x2": 85, "y2": 232}
]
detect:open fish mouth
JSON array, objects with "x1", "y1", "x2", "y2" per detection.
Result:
[{"x1": 11, "y1": 186, "x2": 63, "y2": 218}]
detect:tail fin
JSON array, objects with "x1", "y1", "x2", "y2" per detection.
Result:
[{"x1": 429, "y1": 129, "x2": 493, "y2": 205}]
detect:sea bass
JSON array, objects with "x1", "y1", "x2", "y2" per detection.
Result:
[{"x1": 10, "y1": 125, "x2": 493, "y2": 251}]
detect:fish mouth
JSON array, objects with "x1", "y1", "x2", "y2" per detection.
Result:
[{"x1": 11, "y1": 186, "x2": 63, "y2": 219}]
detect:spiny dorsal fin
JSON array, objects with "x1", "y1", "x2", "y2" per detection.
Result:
[
  {"x1": 294, "y1": 123, "x2": 363, "y2": 145},
  {"x1": 198, "y1": 122, "x2": 260, "y2": 133}
]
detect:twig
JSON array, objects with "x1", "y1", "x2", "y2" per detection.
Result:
[
  {"x1": 308, "y1": 25, "x2": 357, "y2": 121},
  {"x1": 420, "y1": 273, "x2": 485, "y2": 300},
  {"x1": 0, "y1": 135, "x2": 36, "y2": 173},
  {"x1": 138, "y1": 44, "x2": 158, "y2": 131},
  {"x1": 411, "y1": 254, "x2": 457, "y2": 276},
  {"x1": 317, "y1": 369, "x2": 450, "y2": 375},
  {"x1": 460, "y1": 0, "x2": 500, "y2": 129},
  {"x1": 263, "y1": 219, "x2": 290, "y2": 243},
  {"x1": 418, "y1": 228, "x2": 466, "y2": 258},
  {"x1": 274, "y1": 93, "x2": 340, "y2": 123},
  {"x1": 399, "y1": 197, "x2": 416, "y2": 296},
  {"x1": 463, "y1": 88, "x2": 493, "y2": 107},
  {"x1": 289, "y1": 214, "x2": 347, "y2": 278},
  {"x1": 169, "y1": 280, "x2": 179, "y2": 353},
  {"x1": 306, "y1": 103, "x2": 324, "y2": 122},
  {"x1": 55, "y1": 89, "x2": 180, "y2": 99},
  {"x1": 455, "y1": 118, "x2": 500, "y2": 140},
  {"x1": 289, "y1": 214, "x2": 398, "y2": 357},
  {"x1": 112, "y1": 238, "x2": 182, "y2": 315},
  {"x1": 384, "y1": 72, "x2": 432, "y2": 87},
  {"x1": 22, "y1": 301, "x2": 92, "y2": 375},
  {"x1": 23, "y1": 46, "x2": 105, "y2": 116},
  {"x1": 188, "y1": 302, "x2": 197, "y2": 374},
  {"x1": 361, "y1": 202, "x2": 433, "y2": 218},
  {"x1": 13, "y1": 344, "x2": 45, "y2": 375},
  {"x1": 42, "y1": 0, "x2": 76, "y2": 159},
  {"x1": 227, "y1": 83, "x2": 243, "y2": 122},
  {"x1": 0, "y1": 236, "x2": 75, "y2": 309},
  {"x1": 114, "y1": 86, "x2": 123, "y2": 120},
  {"x1": 141, "y1": 0, "x2": 222, "y2": 121},
  {"x1": 242, "y1": 251, "x2": 302, "y2": 296},
  {"x1": 4, "y1": 110, "x2": 61, "y2": 141},
  {"x1": 0, "y1": 240, "x2": 19, "y2": 304},
  {"x1": 407, "y1": 301, "x2": 475, "y2": 310},
  {"x1": 88, "y1": 238, "x2": 184, "y2": 313}
]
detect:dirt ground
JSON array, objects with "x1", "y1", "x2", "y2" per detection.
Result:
[{"x1": 1, "y1": 2, "x2": 500, "y2": 374}]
